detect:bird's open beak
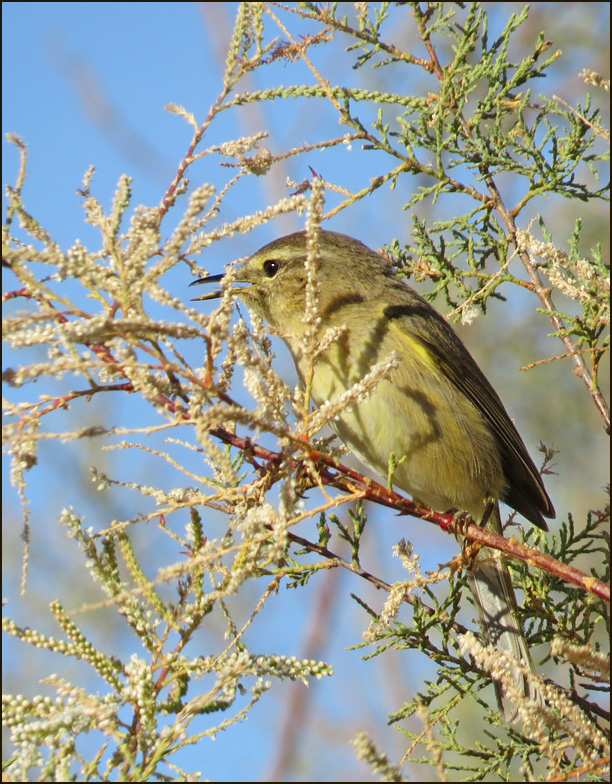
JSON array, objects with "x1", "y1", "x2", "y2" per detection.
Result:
[{"x1": 189, "y1": 273, "x2": 225, "y2": 302}]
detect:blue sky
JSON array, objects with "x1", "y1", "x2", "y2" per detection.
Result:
[{"x1": 3, "y1": 3, "x2": 609, "y2": 781}]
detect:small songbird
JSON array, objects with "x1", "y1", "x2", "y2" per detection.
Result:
[{"x1": 192, "y1": 229, "x2": 554, "y2": 721}]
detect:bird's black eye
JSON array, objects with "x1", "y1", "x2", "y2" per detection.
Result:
[{"x1": 262, "y1": 259, "x2": 281, "y2": 278}]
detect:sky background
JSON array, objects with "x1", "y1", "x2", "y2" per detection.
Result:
[{"x1": 3, "y1": 3, "x2": 610, "y2": 781}]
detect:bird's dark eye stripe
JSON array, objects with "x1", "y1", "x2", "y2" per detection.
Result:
[{"x1": 263, "y1": 259, "x2": 281, "y2": 277}]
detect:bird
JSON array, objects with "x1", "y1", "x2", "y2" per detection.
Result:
[{"x1": 192, "y1": 229, "x2": 555, "y2": 721}]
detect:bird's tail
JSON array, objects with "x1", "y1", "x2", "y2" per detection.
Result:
[{"x1": 466, "y1": 504, "x2": 542, "y2": 722}]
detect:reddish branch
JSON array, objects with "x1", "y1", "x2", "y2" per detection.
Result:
[
  {"x1": 5, "y1": 284, "x2": 609, "y2": 604},
  {"x1": 206, "y1": 424, "x2": 610, "y2": 604}
]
